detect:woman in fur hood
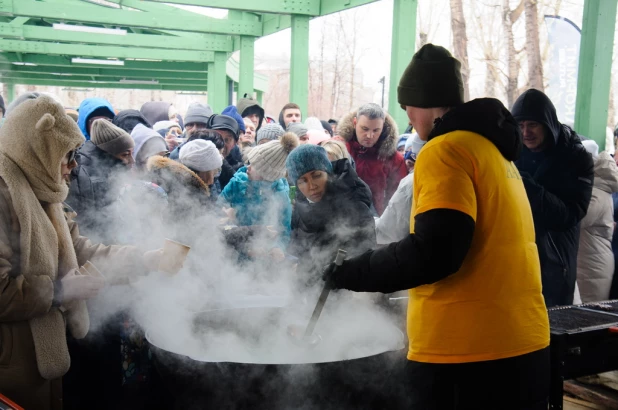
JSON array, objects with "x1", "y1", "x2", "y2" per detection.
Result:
[{"x1": 0, "y1": 96, "x2": 161, "y2": 409}]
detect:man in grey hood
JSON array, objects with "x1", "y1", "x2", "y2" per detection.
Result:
[{"x1": 237, "y1": 94, "x2": 265, "y2": 132}]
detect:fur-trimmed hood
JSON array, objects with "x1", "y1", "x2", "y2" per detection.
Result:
[
  {"x1": 146, "y1": 155, "x2": 210, "y2": 199},
  {"x1": 336, "y1": 110, "x2": 399, "y2": 160}
]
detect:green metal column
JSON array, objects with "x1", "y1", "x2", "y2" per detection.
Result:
[
  {"x1": 256, "y1": 90, "x2": 263, "y2": 106},
  {"x1": 239, "y1": 36, "x2": 255, "y2": 99},
  {"x1": 5, "y1": 82, "x2": 14, "y2": 105},
  {"x1": 208, "y1": 51, "x2": 228, "y2": 113},
  {"x1": 388, "y1": 0, "x2": 418, "y2": 131},
  {"x1": 290, "y1": 14, "x2": 309, "y2": 119},
  {"x1": 574, "y1": 0, "x2": 617, "y2": 149}
]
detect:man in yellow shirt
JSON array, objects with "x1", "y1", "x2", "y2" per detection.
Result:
[{"x1": 324, "y1": 44, "x2": 550, "y2": 409}]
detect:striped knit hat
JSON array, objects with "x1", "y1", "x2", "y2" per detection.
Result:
[{"x1": 247, "y1": 131, "x2": 299, "y2": 181}]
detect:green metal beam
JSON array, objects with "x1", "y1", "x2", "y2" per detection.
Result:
[
  {"x1": 319, "y1": 0, "x2": 381, "y2": 15},
  {"x1": 574, "y1": 0, "x2": 617, "y2": 149},
  {"x1": 0, "y1": 39, "x2": 215, "y2": 63},
  {"x1": 0, "y1": 53, "x2": 210, "y2": 72},
  {"x1": 1, "y1": 0, "x2": 263, "y2": 36},
  {"x1": 138, "y1": 0, "x2": 320, "y2": 15},
  {"x1": 0, "y1": 64, "x2": 208, "y2": 80},
  {"x1": 238, "y1": 36, "x2": 255, "y2": 98},
  {"x1": 1, "y1": 78, "x2": 209, "y2": 92},
  {"x1": 262, "y1": 14, "x2": 292, "y2": 37},
  {"x1": 208, "y1": 52, "x2": 228, "y2": 113},
  {"x1": 9, "y1": 17, "x2": 29, "y2": 26},
  {"x1": 0, "y1": 72, "x2": 207, "y2": 87},
  {"x1": 0, "y1": 24, "x2": 232, "y2": 52},
  {"x1": 290, "y1": 15, "x2": 310, "y2": 118},
  {"x1": 388, "y1": 0, "x2": 417, "y2": 130}
]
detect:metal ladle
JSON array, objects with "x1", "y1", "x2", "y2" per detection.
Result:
[{"x1": 288, "y1": 249, "x2": 347, "y2": 348}]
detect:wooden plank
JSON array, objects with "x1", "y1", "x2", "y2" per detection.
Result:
[{"x1": 564, "y1": 381, "x2": 618, "y2": 409}]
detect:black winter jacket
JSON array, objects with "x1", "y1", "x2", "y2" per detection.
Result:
[
  {"x1": 66, "y1": 141, "x2": 129, "y2": 242},
  {"x1": 513, "y1": 89, "x2": 594, "y2": 307},
  {"x1": 288, "y1": 159, "x2": 376, "y2": 282}
]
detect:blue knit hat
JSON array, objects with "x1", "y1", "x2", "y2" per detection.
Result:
[
  {"x1": 222, "y1": 105, "x2": 246, "y2": 133},
  {"x1": 286, "y1": 144, "x2": 333, "y2": 184}
]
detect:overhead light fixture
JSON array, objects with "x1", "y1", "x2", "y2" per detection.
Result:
[
  {"x1": 12, "y1": 62, "x2": 37, "y2": 66},
  {"x1": 53, "y1": 23, "x2": 127, "y2": 36},
  {"x1": 72, "y1": 58, "x2": 125, "y2": 66},
  {"x1": 118, "y1": 79, "x2": 159, "y2": 85}
]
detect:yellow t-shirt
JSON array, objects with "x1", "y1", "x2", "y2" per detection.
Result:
[{"x1": 407, "y1": 131, "x2": 549, "y2": 364}]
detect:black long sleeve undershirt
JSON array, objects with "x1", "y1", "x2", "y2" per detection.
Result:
[{"x1": 331, "y1": 208, "x2": 475, "y2": 293}]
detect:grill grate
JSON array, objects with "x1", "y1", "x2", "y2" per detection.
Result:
[{"x1": 549, "y1": 307, "x2": 618, "y2": 333}]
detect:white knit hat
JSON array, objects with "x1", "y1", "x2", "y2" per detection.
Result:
[
  {"x1": 247, "y1": 132, "x2": 299, "y2": 181},
  {"x1": 404, "y1": 132, "x2": 426, "y2": 157},
  {"x1": 582, "y1": 139, "x2": 599, "y2": 159},
  {"x1": 179, "y1": 139, "x2": 223, "y2": 172}
]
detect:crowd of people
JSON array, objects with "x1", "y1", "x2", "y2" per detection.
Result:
[{"x1": 1, "y1": 42, "x2": 618, "y2": 409}]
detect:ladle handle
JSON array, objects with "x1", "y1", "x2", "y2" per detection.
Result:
[{"x1": 303, "y1": 249, "x2": 347, "y2": 339}]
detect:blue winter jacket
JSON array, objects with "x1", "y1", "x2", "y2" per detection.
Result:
[
  {"x1": 217, "y1": 166, "x2": 292, "y2": 249},
  {"x1": 78, "y1": 98, "x2": 115, "y2": 140}
]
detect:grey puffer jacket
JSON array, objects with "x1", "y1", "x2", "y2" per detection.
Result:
[{"x1": 577, "y1": 151, "x2": 618, "y2": 302}]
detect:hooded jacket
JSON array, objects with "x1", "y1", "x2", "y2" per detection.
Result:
[
  {"x1": 112, "y1": 109, "x2": 152, "y2": 134},
  {"x1": 77, "y1": 98, "x2": 115, "y2": 140},
  {"x1": 576, "y1": 151, "x2": 618, "y2": 302},
  {"x1": 0, "y1": 96, "x2": 145, "y2": 409},
  {"x1": 237, "y1": 97, "x2": 265, "y2": 131},
  {"x1": 337, "y1": 110, "x2": 407, "y2": 215},
  {"x1": 140, "y1": 101, "x2": 172, "y2": 126},
  {"x1": 66, "y1": 141, "x2": 130, "y2": 243},
  {"x1": 513, "y1": 89, "x2": 594, "y2": 307},
  {"x1": 217, "y1": 166, "x2": 292, "y2": 250},
  {"x1": 288, "y1": 159, "x2": 376, "y2": 282},
  {"x1": 131, "y1": 124, "x2": 168, "y2": 168}
]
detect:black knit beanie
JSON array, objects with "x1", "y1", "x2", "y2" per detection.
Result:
[{"x1": 398, "y1": 44, "x2": 464, "y2": 108}]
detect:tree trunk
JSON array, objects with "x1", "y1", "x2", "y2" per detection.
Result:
[
  {"x1": 502, "y1": 0, "x2": 524, "y2": 108},
  {"x1": 450, "y1": 0, "x2": 470, "y2": 101},
  {"x1": 484, "y1": 41, "x2": 498, "y2": 98},
  {"x1": 525, "y1": 0, "x2": 544, "y2": 91}
]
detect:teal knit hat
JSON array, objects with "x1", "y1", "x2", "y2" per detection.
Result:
[
  {"x1": 398, "y1": 44, "x2": 464, "y2": 108},
  {"x1": 286, "y1": 144, "x2": 333, "y2": 184}
]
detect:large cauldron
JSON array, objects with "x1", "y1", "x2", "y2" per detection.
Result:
[{"x1": 147, "y1": 304, "x2": 409, "y2": 410}]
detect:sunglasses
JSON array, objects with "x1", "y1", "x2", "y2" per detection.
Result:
[{"x1": 65, "y1": 150, "x2": 77, "y2": 164}]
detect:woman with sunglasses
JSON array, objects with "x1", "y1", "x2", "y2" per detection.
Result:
[{"x1": 0, "y1": 96, "x2": 162, "y2": 410}]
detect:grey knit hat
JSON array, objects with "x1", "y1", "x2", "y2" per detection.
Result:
[
  {"x1": 185, "y1": 102, "x2": 213, "y2": 125},
  {"x1": 90, "y1": 118, "x2": 135, "y2": 156},
  {"x1": 247, "y1": 132, "x2": 299, "y2": 181},
  {"x1": 256, "y1": 123, "x2": 285, "y2": 144},
  {"x1": 287, "y1": 122, "x2": 308, "y2": 139}
]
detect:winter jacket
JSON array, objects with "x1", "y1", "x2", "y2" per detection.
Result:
[
  {"x1": 338, "y1": 110, "x2": 407, "y2": 215},
  {"x1": 226, "y1": 144, "x2": 244, "y2": 171},
  {"x1": 576, "y1": 151, "x2": 618, "y2": 302},
  {"x1": 77, "y1": 98, "x2": 115, "y2": 140},
  {"x1": 66, "y1": 141, "x2": 130, "y2": 243},
  {"x1": 288, "y1": 159, "x2": 376, "y2": 280},
  {"x1": 375, "y1": 172, "x2": 412, "y2": 245},
  {"x1": 217, "y1": 166, "x2": 292, "y2": 249},
  {"x1": 0, "y1": 181, "x2": 146, "y2": 410},
  {"x1": 514, "y1": 90, "x2": 594, "y2": 307},
  {"x1": 140, "y1": 101, "x2": 171, "y2": 126}
]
